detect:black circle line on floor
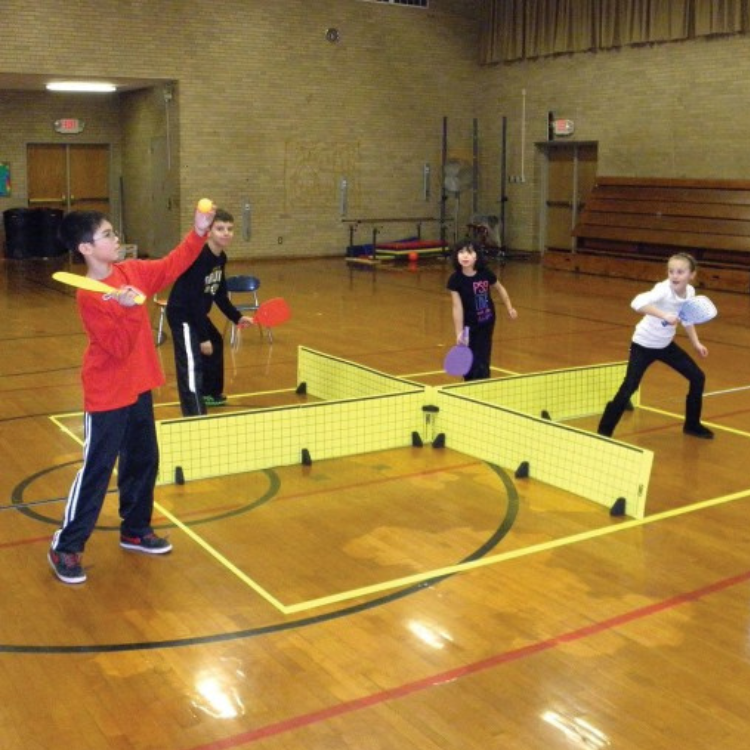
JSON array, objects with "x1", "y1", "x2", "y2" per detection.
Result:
[
  {"x1": 2, "y1": 462, "x2": 518, "y2": 654},
  {"x1": 10, "y1": 460, "x2": 280, "y2": 529}
]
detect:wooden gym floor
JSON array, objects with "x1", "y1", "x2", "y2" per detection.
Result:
[{"x1": 1, "y1": 252, "x2": 750, "y2": 749}]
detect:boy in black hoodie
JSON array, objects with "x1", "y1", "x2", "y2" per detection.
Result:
[{"x1": 166, "y1": 208, "x2": 253, "y2": 415}]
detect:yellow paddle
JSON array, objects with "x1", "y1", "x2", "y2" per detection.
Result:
[{"x1": 52, "y1": 271, "x2": 146, "y2": 305}]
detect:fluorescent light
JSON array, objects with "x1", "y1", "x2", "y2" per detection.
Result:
[{"x1": 46, "y1": 81, "x2": 117, "y2": 93}]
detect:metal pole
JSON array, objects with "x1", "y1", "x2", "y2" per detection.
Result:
[
  {"x1": 500, "y1": 116, "x2": 508, "y2": 250},
  {"x1": 440, "y1": 116, "x2": 448, "y2": 249},
  {"x1": 339, "y1": 178, "x2": 348, "y2": 217},
  {"x1": 242, "y1": 198, "x2": 252, "y2": 242},
  {"x1": 472, "y1": 118, "x2": 479, "y2": 216}
]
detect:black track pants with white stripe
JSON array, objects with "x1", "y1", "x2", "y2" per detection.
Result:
[{"x1": 52, "y1": 391, "x2": 159, "y2": 553}]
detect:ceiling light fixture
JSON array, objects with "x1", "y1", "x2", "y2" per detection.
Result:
[{"x1": 46, "y1": 81, "x2": 117, "y2": 93}]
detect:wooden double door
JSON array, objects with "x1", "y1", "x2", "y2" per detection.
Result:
[
  {"x1": 27, "y1": 143, "x2": 110, "y2": 214},
  {"x1": 540, "y1": 141, "x2": 598, "y2": 252}
]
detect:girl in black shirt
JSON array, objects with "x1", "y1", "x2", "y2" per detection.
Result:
[{"x1": 446, "y1": 241, "x2": 517, "y2": 380}]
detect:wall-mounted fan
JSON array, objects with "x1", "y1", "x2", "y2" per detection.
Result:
[{"x1": 443, "y1": 159, "x2": 473, "y2": 195}]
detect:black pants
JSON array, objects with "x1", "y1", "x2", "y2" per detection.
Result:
[
  {"x1": 167, "y1": 313, "x2": 225, "y2": 416},
  {"x1": 598, "y1": 341, "x2": 706, "y2": 436},
  {"x1": 52, "y1": 391, "x2": 159, "y2": 553},
  {"x1": 465, "y1": 321, "x2": 495, "y2": 381}
]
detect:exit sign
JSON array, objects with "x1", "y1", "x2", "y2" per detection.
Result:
[
  {"x1": 552, "y1": 119, "x2": 575, "y2": 136},
  {"x1": 54, "y1": 118, "x2": 85, "y2": 134}
]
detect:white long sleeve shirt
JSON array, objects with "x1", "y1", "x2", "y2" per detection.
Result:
[{"x1": 630, "y1": 279, "x2": 695, "y2": 349}]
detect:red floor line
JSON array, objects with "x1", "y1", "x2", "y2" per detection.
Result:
[
  {"x1": 276, "y1": 460, "x2": 482, "y2": 503},
  {"x1": 185, "y1": 568, "x2": 750, "y2": 750},
  {"x1": 0, "y1": 535, "x2": 52, "y2": 549},
  {"x1": 6, "y1": 460, "x2": 483, "y2": 547}
]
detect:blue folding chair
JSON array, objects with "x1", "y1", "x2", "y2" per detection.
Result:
[{"x1": 225, "y1": 275, "x2": 271, "y2": 344}]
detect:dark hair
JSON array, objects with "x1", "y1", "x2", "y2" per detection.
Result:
[
  {"x1": 669, "y1": 252, "x2": 697, "y2": 272},
  {"x1": 450, "y1": 239, "x2": 486, "y2": 272},
  {"x1": 211, "y1": 208, "x2": 234, "y2": 226},
  {"x1": 58, "y1": 210, "x2": 109, "y2": 254}
]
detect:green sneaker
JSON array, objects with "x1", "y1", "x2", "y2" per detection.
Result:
[{"x1": 202, "y1": 394, "x2": 227, "y2": 406}]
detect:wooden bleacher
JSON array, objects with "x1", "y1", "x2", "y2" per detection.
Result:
[{"x1": 544, "y1": 177, "x2": 750, "y2": 293}]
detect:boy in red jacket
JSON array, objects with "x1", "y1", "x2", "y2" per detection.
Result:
[{"x1": 48, "y1": 204, "x2": 214, "y2": 584}]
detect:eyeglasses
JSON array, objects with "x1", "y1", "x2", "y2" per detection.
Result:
[{"x1": 91, "y1": 229, "x2": 119, "y2": 242}]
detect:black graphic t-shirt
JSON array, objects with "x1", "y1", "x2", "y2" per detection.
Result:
[
  {"x1": 166, "y1": 244, "x2": 242, "y2": 340},
  {"x1": 446, "y1": 267, "x2": 498, "y2": 327}
]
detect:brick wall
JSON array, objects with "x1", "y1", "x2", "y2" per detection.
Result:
[
  {"x1": 3, "y1": 2, "x2": 750, "y2": 257},
  {"x1": 0, "y1": 0, "x2": 481, "y2": 258},
  {"x1": 476, "y1": 36, "x2": 750, "y2": 253}
]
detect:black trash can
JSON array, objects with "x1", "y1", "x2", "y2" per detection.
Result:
[
  {"x1": 35, "y1": 208, "x2": 66, "y2": 257},
  {"x1": 3, "y1": 208, "x2": 66, "y2": 258},
  {"x1": 3, "y1": 208, "x2": 37, "y2": 259}
]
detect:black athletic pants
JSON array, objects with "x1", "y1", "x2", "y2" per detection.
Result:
[
  {"x1": 598, "y1": 341, "x2": 705, "y2": 436},
  {"x1": 465, "y1": 321, "x2": 495, "y2": 381},
  {"x1": 52, "y1": 391, "x2": 159, "y2": 553},
  {"x1": 167, "y1": 313, "x2": 225, "y2": 416}
]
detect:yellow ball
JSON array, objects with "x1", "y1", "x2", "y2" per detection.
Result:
[{"x1": 197, "y1": 198, "x2": 213, "y2": 213}]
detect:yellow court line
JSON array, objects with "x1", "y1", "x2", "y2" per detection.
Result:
[
  {"x1": 48, "y1": 385, "x2": 300, "y2": 420},
  {"x1": 47, "y1": 381, "x2": 750, "y2": 617},
  {"x1": 248, "y1": 395, "x2": 747, "y2": 612},
  {"x1": 638, "y1": 404, "x2": 750, "y2": 438},
  {"x1": 283, "y1": 486, "x2": 750, "y2": 614},
  {"x1": 225, "y1": 387, "x2": 298, "y2": 399},
  {"x1": 286, "y1": 394, "x2": 749, "y2": 615},
  {"x1": 49, "y1": 414, "x2": 85, "y2": 441},
  {"x1": 151, "y1": 502, "x2": 288, "y2": 612},
  {"x1": 705, "y1": 384, "x2": 750, "y2": 397},
  {"x1": 152, "y1": 386, "x2": 299, "y2": 410},
  {"x1": 47, "y1": 413, "x2": 289, "y2": 614},
  {"x1": 401, "y1": 366, "x2": 519, "y2": 379}
]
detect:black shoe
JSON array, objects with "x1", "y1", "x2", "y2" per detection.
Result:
[
  {"x1": 48, "y1": 548, "x2": 87, "y2": 584},
  {"x1": 683, "y1": 424, "x2": 714, "y2": 439},
  {"x1": 120, "y1": 532, "x2": 173, "y2": 554}
]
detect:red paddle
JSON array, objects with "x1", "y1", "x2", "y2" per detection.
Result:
[{"x1": 253, "y1": 298, "x2": 291, "y2": 328}]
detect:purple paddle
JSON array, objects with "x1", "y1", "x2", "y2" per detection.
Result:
[{"x1": 444, "y1": 327, "x2": 473, "y2": 376}]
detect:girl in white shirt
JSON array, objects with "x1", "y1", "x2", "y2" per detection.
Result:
[{"x1": 598, "y1": 253, "x2": 713, "y2": 439}]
